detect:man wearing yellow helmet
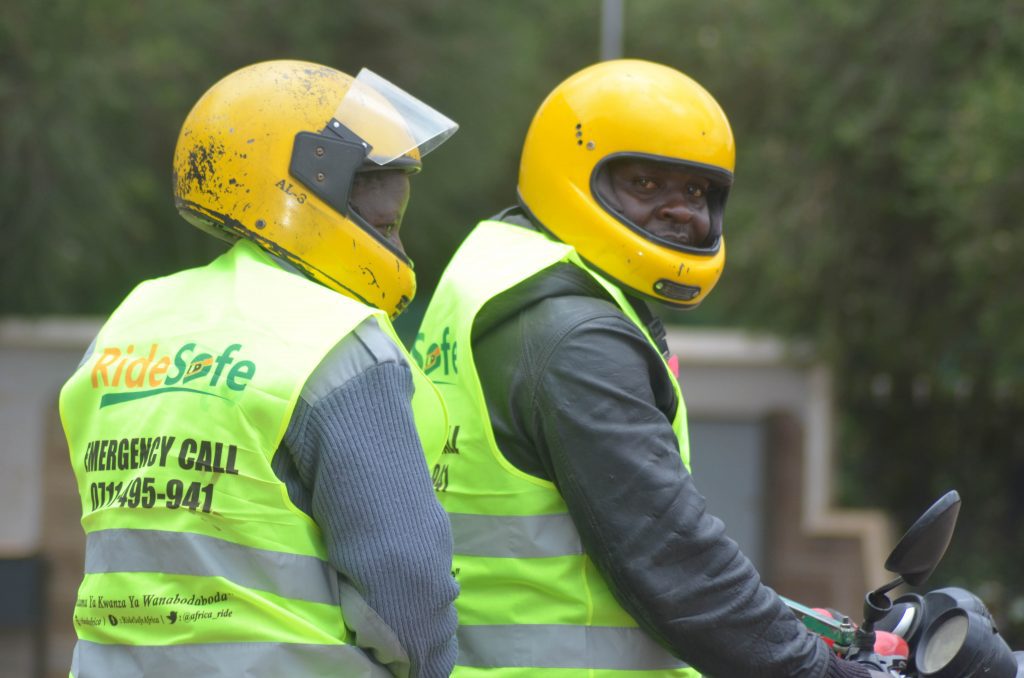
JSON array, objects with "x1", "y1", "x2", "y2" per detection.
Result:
[
  {"x1": 416, "y1": 60, "x2": 880, "y2": 677},
  {"x1": 60, "y1": 60, "x2": 459, "y2": 677}
]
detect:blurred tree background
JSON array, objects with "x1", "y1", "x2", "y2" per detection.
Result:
[{"x1": 3, "y1": 0, "x2": 1023, "y2": 644}]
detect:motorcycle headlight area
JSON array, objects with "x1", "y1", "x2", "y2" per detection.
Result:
[{"x1": 916, "y1": 608, "x2": 1019, "y2": 677}]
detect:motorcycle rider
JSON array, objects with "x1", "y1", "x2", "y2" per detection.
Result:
[
  {"x1": 60, "y1": 60, "x2": 459, "y2": 677},
  {"x1": 416, "y1": 59, "x2": 881, "y2": 677}
]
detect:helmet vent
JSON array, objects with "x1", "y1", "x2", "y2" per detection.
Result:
[
  {"x1": 575, "y1": 123, "x2": 584, "y2": 146},
  {"x1": 653, "y1": 278, "x2": 701, "y2": 301}
]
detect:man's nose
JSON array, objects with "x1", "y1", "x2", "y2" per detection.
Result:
[{"x1": 657, "y1": 194, "x2": 696, "y2": 223}]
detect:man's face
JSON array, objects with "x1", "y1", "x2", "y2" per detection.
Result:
[
  {"x1": 349, "y1": 169, "x2": 411, "y2": 252},
  {"x1": 598, "y1": 158, "x2": 712, "y2": 247}
]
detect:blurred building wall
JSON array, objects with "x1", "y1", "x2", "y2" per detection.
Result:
[{"x1": 1, "y1": 318, "x2": 97, "y2": 677}]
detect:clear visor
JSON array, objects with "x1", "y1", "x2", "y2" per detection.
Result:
[{"x1": 333, "y1": 68, "x2": 458, "y2": 166}]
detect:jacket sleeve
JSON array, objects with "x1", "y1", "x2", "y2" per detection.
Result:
[
  {"x1": 278, "y1": 319, "x2": 459, "y2": 678},
  {"x1": 482, "y1": 294, "x2": 833, "y2": 678}
]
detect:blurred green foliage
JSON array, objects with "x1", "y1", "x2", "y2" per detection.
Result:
[{"x1": 3, "y1": 0, "x2": 1023, "y2": 643}]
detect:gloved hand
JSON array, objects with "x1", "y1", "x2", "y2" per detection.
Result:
[{"x1": 824, "y1": 652, "x2": 898, "y2": 678}]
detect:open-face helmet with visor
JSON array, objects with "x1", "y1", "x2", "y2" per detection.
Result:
[
  {"x1": 173, "y1": 60, "x2": 458, "y2": 318},
  {"x1": 518, "y1": 59, "x2": 734, "y2": 308}
]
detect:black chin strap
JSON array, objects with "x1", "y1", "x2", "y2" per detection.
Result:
[{"x1": 627, "y1": 295, "x2": 671, "y2": 359}]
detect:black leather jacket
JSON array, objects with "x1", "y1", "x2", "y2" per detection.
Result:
[{"x1": 470, "y1": 212, "x2": 863, "y2": 678}]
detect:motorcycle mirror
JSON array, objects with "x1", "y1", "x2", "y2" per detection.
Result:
[{"x1": 884, "y1": 490, "x2": 961, "y2": 587}]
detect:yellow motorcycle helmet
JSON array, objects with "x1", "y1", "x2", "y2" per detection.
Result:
[
  {"x1": 518, "y1": 59, "x2": 735, "y2": 308},
  {"x1": 173, "y1": 60, "x2": 457, "y2": 318}
]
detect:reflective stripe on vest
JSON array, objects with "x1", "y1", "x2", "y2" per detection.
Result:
[
  {"x1": 447, "y1": 512, "x2": 583, "y2": 558},
  {"x1": 446, "y1": 517, "x2": 691, "y2": 672},
  {"x1": 417, "y1": 221, "x2": 698, "y2": 676},
  {"x1": 85, "y1": 529, "x2": 336, "y2": 605},
  {"x1": 71, "y1": 639, "x2": 392, "y2": 678},
  {"x1": 458, "y1": 625, "x2": 689, "y2": 671},
  {"x1": 60, "y1": 240, "x2": 446, "y2": 672}
]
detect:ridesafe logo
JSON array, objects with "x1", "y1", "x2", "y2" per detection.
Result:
[
  {"x1": 90, "y1": 342, "x2": 257, "y2": 408},
  {"x1": 412, "y1": 327, "x2": 457, "y2": 379}
]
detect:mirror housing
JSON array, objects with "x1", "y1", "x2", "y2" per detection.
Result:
[
  {"x1": 885, "y1": 490, "x2": 960, "y2": 586},
  {"x1": 860, "y1": 490, "x2": 961, "y2": 634}
]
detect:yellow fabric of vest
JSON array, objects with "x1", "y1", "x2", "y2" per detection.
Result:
[
  {"x1": 59, "y1": 240, "x2": 446, "y2": 676},
  {"x1": 416, "y1": 221, "x2": 699, "y2": 677}
]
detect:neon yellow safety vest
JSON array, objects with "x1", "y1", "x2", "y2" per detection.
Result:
[
  {"x1": 416, "y1": 220, "x2": 700, "y2": 677},
  {"x1": 59, "y1": 239, "x2": 446, "y2": 677}
]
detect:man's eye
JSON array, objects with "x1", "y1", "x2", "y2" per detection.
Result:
[
  {"x1": 687, "y1": 183, "x2": 707, "y2": 199},
  {"x1": 632, "y1": 177, "x2": 659, "y2": 191}
]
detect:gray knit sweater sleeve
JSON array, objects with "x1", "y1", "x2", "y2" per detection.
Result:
[{"x1": 272, "y1": 316, "x2": 459, "y2": 678}]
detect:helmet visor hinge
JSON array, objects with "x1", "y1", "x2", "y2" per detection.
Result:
[{"x1": 289, "y1": 124, "x2": 369, "y2": 217}]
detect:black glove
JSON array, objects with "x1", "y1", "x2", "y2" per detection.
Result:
[{"x1": 824, "y1": 652, "x2": 887, "y2": 678}]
